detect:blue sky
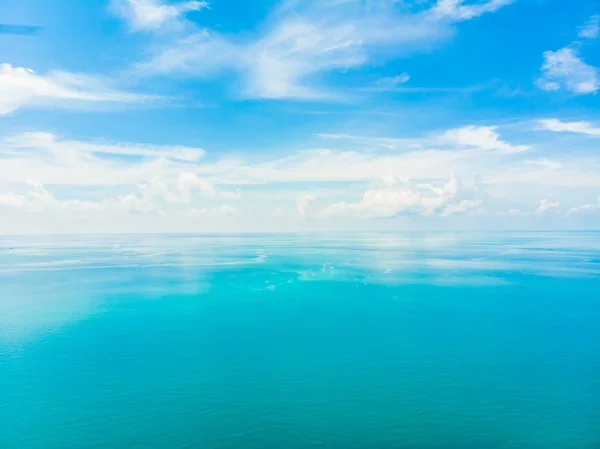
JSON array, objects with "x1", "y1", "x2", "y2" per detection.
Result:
[{"x1": 0, "y1": 0, "x2": 599, "y2": 233}]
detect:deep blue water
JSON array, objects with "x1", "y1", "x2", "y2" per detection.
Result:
[{"x1": 1, "y1": 233, "x2": 599, "y2": 448}]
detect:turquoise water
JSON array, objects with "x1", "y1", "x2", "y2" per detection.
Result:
[{"x1": 1, "y1": 233, "x2": 599, "y2": 449}]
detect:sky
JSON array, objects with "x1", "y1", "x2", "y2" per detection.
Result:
[{"x1": 0, "y1": 0, "x2": 599, "y2": 233}]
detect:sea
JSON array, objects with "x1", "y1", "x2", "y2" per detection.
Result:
[{"x1": 1, "y1": 232, "x2": 599, "y2": 449}]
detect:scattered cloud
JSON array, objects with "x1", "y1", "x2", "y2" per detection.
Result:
[
  {"x1": 296, "y1": 194, "x2": 315, "y2": 219},
  {"x1": 116, "y1": 172, "x2": 216, "y2": 213},
  {"x1": 578, "y1": 14, "x2": 600, "y2": 39},
  {"x1": 3, "y1": 120, "x2": 600, "y2": 232},
  {"x1": 0, "y1": 64, "x2": 151, "y2": 115},
  {"x1": 537, "y1": 47, "x2": 598, "y2": 94},
  {"x1": 0, "y1": 132, "x2": 206, "y2": 186},
  {"x1": 537, "y1": 118, "x2": 600, "y2": 136},
  {"x1": 0, "y1": 192, "x2": 27, "y2": 207},
  {"x1": 0, "y1": 181, "x2": 102, "y2": 212},
  {"x1": 536, "y1": 198, "x2": 560, "y2": 216},
  {"x1": 431, "y1": 0, "x2": 514, "y2": 21},
  {"x1": 439, "y1": 199, "x2": 484, "y2": 216},
  {"x1": 117, "y1": 193, "x2": 158, "y2": 213},
  {"x1": 188, "y1": 205, "x2": 240, "y2": 217},
  {"x1": 506, "y1": 208, "x2": 523, "y2": 216},
  {"x1": 322, "y1": 173, "x2": 482, "y2": 219},
  {"x1": 111, "y1": 0, "x2": 209, "y2": 32},
  {"x1": 525, "y1": 158, "x2": 562, "y2": 170},
  {"x1": 568, "y1": 196, "x2": 600, "y2": 215},
  {"x1": 220, "y1": 189, "x2": 243, "y2": 199},
  {"x1": 135, "y1": 0, "x2": 515, "y2": 100},
  {"x1": 440, "y1": 125, "x2": 530, "y2": 153},
  {"x1": 366, "y1": 73, "x2": 410, "y2": 92}
]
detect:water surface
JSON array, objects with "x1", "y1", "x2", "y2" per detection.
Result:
[{"x1": 1, "y1": 233, "x2": 599, "y2": 448}]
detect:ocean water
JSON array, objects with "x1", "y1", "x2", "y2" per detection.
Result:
[{"x1": 1, "y1": 232, "x2": 599, "y2": 449}]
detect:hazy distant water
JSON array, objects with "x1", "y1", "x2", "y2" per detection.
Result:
[{"x1": 1, "y1": 233, "x2": 599, "y2": 449}]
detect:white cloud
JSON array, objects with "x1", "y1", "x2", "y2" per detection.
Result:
[
  {"x1": 0, "y1": 64, "x2": 149, "y2": 115},
  {"x1": 525, "y1": 158, "x2": 562, "y2": 170},
  {"x1": 296, "y1": 194, "x2": 315, "y2": 219},
  {"x1": 364, "y1": 73, "x2": 410, "y2": 92},
  {"x1": 431, "y1": 0, "x2": 514, "y2": 21},
  {"x1": 111, "y1": 0, "x2": 209, "y2": 31},
  {"x1": 0, "y1": 181, "x2": 102, "y2": 212},
  {"x1": 506, "y1": 208, "x2": 522, "y2": 216},
  {"x1": 536, "y1": 198, "x2": 560, "y2": 216},
  {"x1": 440, "y1": 125, "x2": 530, "y2": 153},
  {"x1": 537, "y1": 47, "x2": 599, "y2": 94},
  {"x1": 537, "y1": 118, "x2": 600, "y2": 136},
  {"x1": 220, "y1": 189, "x2": 243, "y2": 199},
  {"x1": 136, "y1": 0, "x2": 515, "y2": 100},
  {"x1": 188, "y1": 205, "x2": 240, "y2": 217},
  {"x1": 1, "y1": 173, "x2": 221, "y2": 216},
  {"x1": 0, "y1": 192, "x2": 27, "y2": 207},
  {"x1": 578, "y1": 14, "x2": 600, "y2": 39},
  {"x1": 568, "y1": 196, "x2": 600, "y2": 215},
  {"x1": 117, "y1": 193, "x2": 158, "y2": 214},
  {"x1": 3, "y1": 122, "x2": 600, "y2": 232},
  {"x1": 124, "y1": 172, "x2": 215, "y2": 212},
  {"x1": 322, "y1": 173, "x2": 482, "y2": 219},
  {"x1": 0, "y1": 132, "x2": 206, "y2": 186},
  {"x1": 440, "y1": 199, "x2": 483, "y2": 216},
  {"x1": 170, "y1": 172, "x2": 215, "y2": 201}
]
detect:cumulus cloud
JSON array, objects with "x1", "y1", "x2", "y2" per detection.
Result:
[
  {"x1": 0, "y1": 192, "x2": 27, "y2": 207},
  {"x1": 121, "y1": 172, "x2": 215, "y2": 213},
  {"x1": 440, "y1": 125, "x2": 530, "y2": 153},
  {"x1": 536, "y1": 198, "x2": 560, "y2": 216},
  {"x1": 3, "y1": 121, "x2": 600, "y2": 232},
  {"x1": 0, "y1": 171, "x2": 221, "y2": 217},
  {"x1": 537, "y1": 47, "x2": 598, "y2": 94},
  {"x1": 0, "y1": 64, "x2": 150, "y2": 115},
  {"x1": 0, "y1": 181, "x2": 102, "y2": 212},
  {"x1": 296, "y1": 194, "x2": 315, "y2": 219},
  {"x1": 117, "y1": 193, "x2": 158, "y2": 214},
  {"x1": 111, "y1": 0, "x2": 209, "y2": 31},
  {"x1": 537, "y1": 118, "x2": 600, "y2": 136},
  {"x1": 322, "y1": 173, "x2": 482, "y2": 219}
]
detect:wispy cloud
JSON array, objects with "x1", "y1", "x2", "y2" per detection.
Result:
[
  {"x1": 431, "y1": 0, "x2": 514, "y2": 21},
  {"x1": 568, "y1": 196, "x2": 600, "y2": 215},
  {"x1": 133, "y1": 0, "x2": 516, "y2": 100},
  {"x1": 537, "y1": 118, "x2": 600, "y2": 136},
  {"x1": 525, "y1": 158, "x2": 562, "y2": 170},
  {"x1": 110, "y1": 0, "x2": 209, "y2": 32},
  {"x1": 440, "y1": 125, "x2": 530, "y2": 153},
  {"x1": 0, "y1": 131, "x2": 206, "y2": 185},
  {"x1": 364, "y1": 73, "x2": 411, "y2": 92},
  {"x1": 0, "y1": 64, "x2": 152, "y2": 115},
  {"x1": 578, "y1": 14, "x2": 600, "y2": 39},
  {"x1": 537, "y1": 47, "x2": 598, "y2": 94}
]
